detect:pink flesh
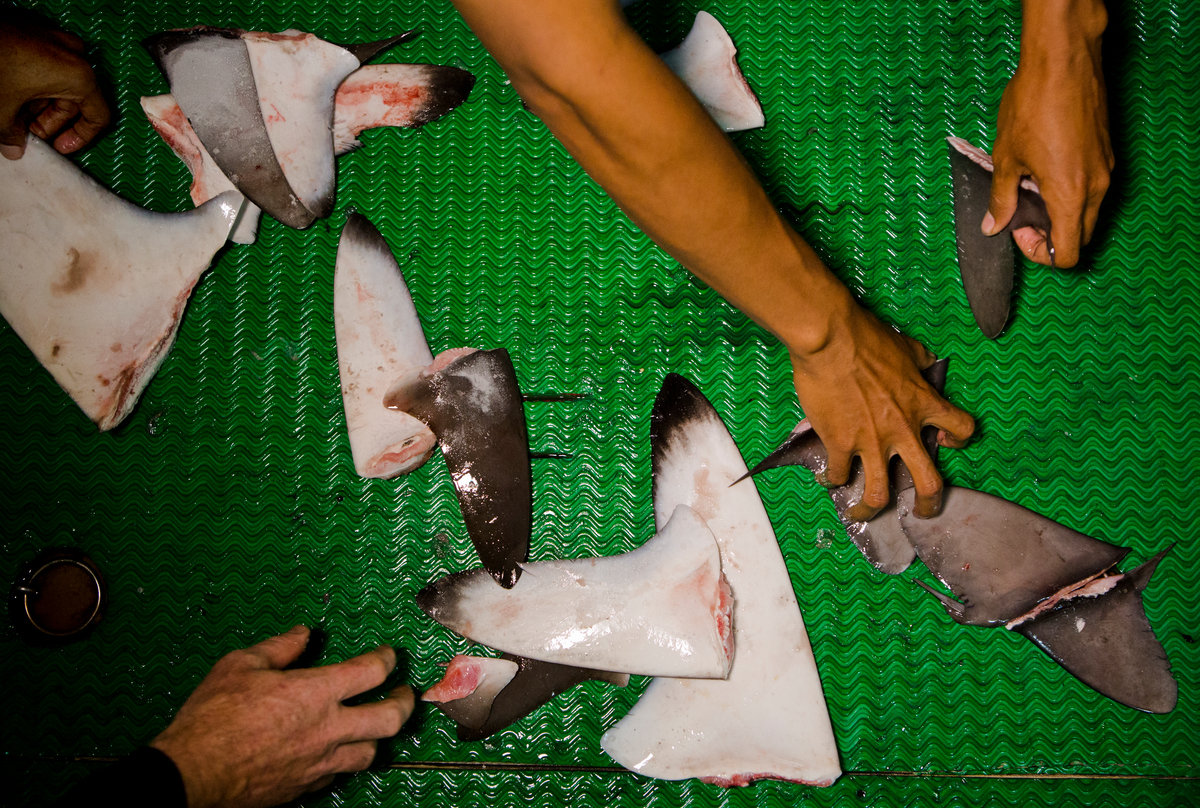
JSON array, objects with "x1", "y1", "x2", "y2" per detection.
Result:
[
  {"x1": 701, "y1": 773, "x2": 839, "y2": 788},
  {"x1": 0, "y1": 137, "x2": 237, "y2": 429},
  {"x1": 334, "y1": 65, "x2": 437, "y2": 150},
  {"x1": 423, "y1": 655, "x2": 483, "y2": 702},
  {"x1": 1005, "y1": 569, "x2": 1123, "y2": 630}
]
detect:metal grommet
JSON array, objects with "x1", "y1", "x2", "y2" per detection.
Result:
[{"x1": 9, "y1": 547, "x2": 106, "y2": 645}]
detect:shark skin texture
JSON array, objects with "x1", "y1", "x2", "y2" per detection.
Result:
[
  {"x1": 743, "y1": 359, "x2": 950, "y2": 574},
  {"x1": 0, "y1": 137, "x2": 238, "y2": 431},
  {"x1": 947, "y1": 136, "x2": 1054, "y2": 338},
  {"x1": 142, "y1": 63, "x2": 475, "y2": 244},
  {"x1": 601, "y1": 374, "x2": 841, "y2": 787},
  {"x1": 417, "y1": 504, "x2": 734, "y2": 679},
  {"x1": 424, "y1": 653, "x2": 629, "y2": 741},
  {"x1": 144, "y1": 28, "x2": 442, "y2": 231},
  {"x1": 385, "y1": 347, "x2": 532, "y2": 589},
  {"x1": 897, "y1": 488, "x2": 1177, "y2": 714},
  {"x1": 744, "y1": 360, "x2": 1176, "y2": 713},
  {"x1": 659, "y1": 11, "x2": 765, "y2": 132},
  {"x1": 334, "y1": 214, "x2": 438, "y2": 479},
  {"x1": 337, "y1": 213, "x2": 531, "y2": 588}
]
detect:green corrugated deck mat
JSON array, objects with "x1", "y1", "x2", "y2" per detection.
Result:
[{"x1": 2, "y1": 0, "x2": 1197, "y2": 805}]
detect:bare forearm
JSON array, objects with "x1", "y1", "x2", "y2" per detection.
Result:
[{"x1": 450, "y1": 0, "x2": 854, "y2": 355}]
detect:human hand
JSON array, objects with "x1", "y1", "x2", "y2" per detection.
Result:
[
  {"x1": 151, "y1": 626, "x2": 415, "y2": 808},
  {"x1": 984, "y1": 0, "x2": 1112, "y2": 268},
  {"x1": 790, "y1": 304, "x2": 975, "y2": 522},
  {"x1": 0, "y1": 17, "x2": 110, "y2": 159}
]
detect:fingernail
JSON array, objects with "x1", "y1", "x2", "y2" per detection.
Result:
[
  {"x1": 287, "y1": 624, "x2": 308, "y2": 635},
  {"x1": 0, "y1": 144, "x2": 24, "y2": 160},
  {"x1": 56, "y1": 133, "x2": 83, "y2": 154},
  {"x1": 981, "y1": 211, "x2": 997, "y2": 235}
]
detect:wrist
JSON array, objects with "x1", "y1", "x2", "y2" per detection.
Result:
[{"x1": 1019, "y1": 0, "x2": 1107, "y2": 66}]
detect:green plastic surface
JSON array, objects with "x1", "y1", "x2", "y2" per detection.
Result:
[{"x1": 2, "y1": 0, "x2": 1197, "y2": 804}]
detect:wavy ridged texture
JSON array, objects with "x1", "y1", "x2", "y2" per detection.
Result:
[{"x1": 2, "y1": 0, "x2": 1198, "y2": 805}]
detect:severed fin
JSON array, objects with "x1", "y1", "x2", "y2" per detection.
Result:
[
  {"x1": 604, "y1": 375, "x2": 840, "y2": 786},
  {"x1": 416, "y1": 505, "x2": 733, "y2": 679},
  {"x1": 898, "y1": 486, "x2": 1129, "y2": 626},
  {"x1": 241, "y1": 30, "x2": 361, "y2": 220},
  {"x1": 741, "y1": 359, "x2": 950, "y2": 575},
  {"x1": 334, "y1": 64, "x2": 477, "y2": 152},
  {"x1": 1014, "y1": 548, "x2": 1177, "y2": 714},
  {"x1": 429, "y1": 654, "x2": 629, "y2": 742},
  {"x1": 423, "y1": 655, "x2": 519, "y2": 733},
  {"x1": 660, "y1": 11, "x2": 764, "y2": 132},
  {"x1": 144, "y1": 28, "x2": 316, "y2": 229},
  {"x1": 0, "y1": 137, "x2": 238, "y2": 430},
  {"x1": 333, "y1": 31, "x2": 418, "y2": 64},
  {"x1": 386, "y1": 348, "x2": 530, "y2": 588},
  {"x1": 947, "y1": 137, "x2": 1054, "y2": 338},
  {"x1": 140, "y1": 94, "x2": 261, "y2": 244},
  {"x1": 334, "y1": 214, "x2": 437, "y2": 479}
]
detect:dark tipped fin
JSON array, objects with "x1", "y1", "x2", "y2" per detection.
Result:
[
  {"x1": 400, "y1": 350, "x2": 530, "y2": 588},
  {"x1": 914, "y1": 579, "x2": 966, "y2": 622},
  {"x1": 1015, "y1": 547, "x2": 1176, "y2": 714},
  {"x1": 457, "y1": 656, "x2": 629, "y2": 742},
  {"x1": 948, "y1": 143, "x2": 1014, "y2": 339},
  {"x1": 336, "y1": 31, "x2": 419, "y2": 64},
  {"x1": 650, "y1": 374, "x2": 721, "y2": 506},
  {"x1": 415, "y1": 571, "x2": 477, "y2": 629},
  {"x1": 410, "y1": 66, "x2": 477, "y2": 127}
]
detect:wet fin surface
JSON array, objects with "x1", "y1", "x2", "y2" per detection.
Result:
[
  {"x1": 744, "y1": 358, "x2": 949, "y2": 575},
  {"x1": 144, "y1": 28, "x2": 316, "y2": 229},
  {"x1": 454, "y1": 655, "x2": 629, "y2": 742},
  {"x1": 898, "y1": 486, "x2": 1129, "y2": 626},
  {"x1": 947, "y1": 137, "x2": 1054, "y2": 338},
  {"x1": 1015, "y1": 549, "x2": 1177, "y2": 714},
  {"x1": 415, "y1": 505, "x2": 732, "y2": 678},
  {"x1": 607, "y1": 374, "x2": 840, "y2": 786},
  {"x1": 334, "y1": 214, "x2": 437, "y2": 479},
  {"x1": 391, "y1": 349, "x2": 530, "y2": 587}
]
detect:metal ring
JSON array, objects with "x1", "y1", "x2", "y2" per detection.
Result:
[{"x1": 22, "y1": 558, "x2": 103, "y2": 637}]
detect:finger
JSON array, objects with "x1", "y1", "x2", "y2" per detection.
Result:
[
  {"x1": 844, "y1": 450, "x2": 889, "y2": 523},
  {"x1": 47, "y1": 30, "x2": 87, "y2": 53},
  {"x1": 901, "y1": 334, "x2": 936, "y2": 369},
  {"x1": 984, "y1": 161, "x2": 1023, "y2": 235},
  {"x1": 1011, "y1": 226, "x2": 1052, "y2": 265},
  {"x1": 936, "y1": 428, "x2": 969, "y2": 450},
  {"x1": 30, "y1": 99, "x2": 78, "y2": 142},
  {"x1": 231, "y1": 625, "x2": 311, "y2": 671},
  {"x1": 324, "y1": 740, "x2": 378, "y2": 774},
  {"x1": 326, "y1": 645, "x2": 397, "y2": 700},
  {"x1": 56, "y1": 89, "x2": 109, "y2": 153},
  {"x1": 901, "y1": 442, "x2": 945, "y2": 519},
  {"x1": 1039, "y1": 190, "x2": 1084, "y2": 268},
  {"x1": 1080, "y1": 180, "x2": 1109, "y2": 246},
  {"x1": 820, "y1": 446, "x2": 852, "y2": 488},
  {"x1": 338, "y1": 685, "x2": 415, "y2": 742}
]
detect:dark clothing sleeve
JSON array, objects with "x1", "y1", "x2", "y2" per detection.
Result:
[{"x1": 53, "y1": 747, "x2": 187, "y2": 808}]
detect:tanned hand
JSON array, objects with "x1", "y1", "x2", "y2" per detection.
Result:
[
  {"x1": 0, "y1": 15, "x2": 110, "y2": 159},
  {"x1": 985, "y1": 0, "x2": 1113, "y2": 268},
  {"x1": 151, "y1": 626, "x2": 415, "y2": 808},
  {"x1": 791, "y1": 296, "x2": 975, "y2": 522}
]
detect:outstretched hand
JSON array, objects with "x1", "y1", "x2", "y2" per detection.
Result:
[
  {"x1": 0, "y1": 17, "x2": 110, "y2": 159},
  {"x1": 791, "y1": 305, "x2": 975, "y2": 522},
  {"x1": 151, "y1": 626, "x2": 414, "y2": 808},
  {"x1": 984, "y1": 0, "x2": 1112, "y2": 268}
]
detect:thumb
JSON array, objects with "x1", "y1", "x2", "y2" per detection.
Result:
[
  {"x1": 983, "y1": 160, "x2": 1022, "y2": 236},
  {"x1": 245, "y1": 625, "x2": 311, "y2": 670},
  {"x1": 0, "y1": 114, "x2": 29, "y2": 160}
]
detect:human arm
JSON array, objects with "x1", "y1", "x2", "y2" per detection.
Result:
[
  {"x1": 148, "y1": 626, "x2": 414, "y2": 808},
  {"x1": 985, "y1": 0, "x2": 1112, "y2": 267},
  {"x1": 0, "y1": 10, "x2": 110, "y2": 159},
  {"x1": 448, "y1": 0, "x2": 973, "y2": 518}
]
